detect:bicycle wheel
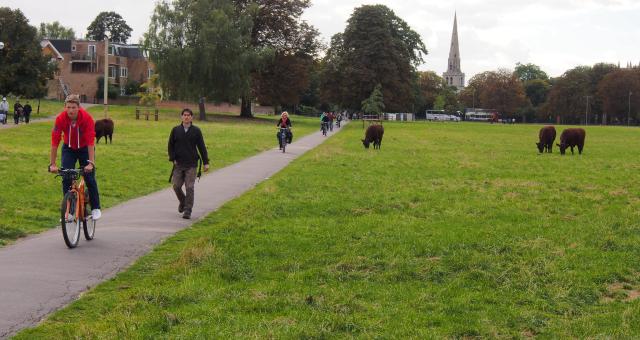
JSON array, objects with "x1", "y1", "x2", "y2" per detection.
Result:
[
  {"x1": 281, "y1": 132, "x2": 286, "y2": 153},
  {"x1": 60, "y1": 192, "x2": 81, "y2": 248},
  {"x1": 83, "y1": 197, "x2": 96, "y2": 240}
]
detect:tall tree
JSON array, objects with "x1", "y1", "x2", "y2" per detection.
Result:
[
  {"x1": 39, "y1": 21, "x2": 75, "y2": 40},
  {"x1": 597, "y1": 68, "x2": 640, "y2": 124},
  {"x1": 414, "y1": 71, "x2": 445, "y2": 112},
  {"x1": 321, "y1": 5, "x2": 427, "y2": 112},
  {"x1": 466, "y1": 69, "x2": 526, "y2": 118},
  {"x1": 233, "y1": 0, "x2": 315, "y2": 117},
  {"x1": 0, "y1": 8, "x2": 54, "y2": 97},
  {"x1": 253, "y1": 21, "x2": 321, "y2": 113},
  {"x1": 145, "y1": 0, "x2": 253, "y2": 120},
  {"x1": 86, "y1": 11, "x2": 132, "y2": 43},
  {"x1": 543, "y1": 66, "x2": 592, "y2": 124}
]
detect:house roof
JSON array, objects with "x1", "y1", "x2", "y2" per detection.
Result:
[
  {"x1": 48, "y1": 39, "x2": 72, "y2": 53},
  {"x1": 40, "y1": 40, "x2": 65, "y2": 60},
  {"x1": 120, "y1": 46, "x2": 145, "y2": 59}
]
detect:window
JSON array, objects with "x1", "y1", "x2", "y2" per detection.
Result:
[
  {"x1": 108, "y1": 45, "x2": 115, "y2": 55},
  {"x1": 120, "y1": 87, "x2": 126, "y2": 96},
  {"x1": 72, "y1": 45, "x2": 76, "y2": 51},
  {"x1": 148, "y1": 68, "x2": 154, "y2": 78},
  {"x1": 88, "y1": 45, "x2": 96, "y2": 58},
  {"x1": 120, "y1": 67, "x2": 128, "y2": 78},
  {"x1": 108, "y1": 66, "x2": 117, "y2": 79}
]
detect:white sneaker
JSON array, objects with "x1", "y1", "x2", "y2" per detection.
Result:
[{"x1": 92, "y1": 209, "x2": 102, "y2": 220}]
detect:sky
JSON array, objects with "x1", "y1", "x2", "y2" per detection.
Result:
[{"x1": 5, "y1": 0, "x2": 640, "y2": 80}]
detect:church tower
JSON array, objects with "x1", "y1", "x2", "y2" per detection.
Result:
[{"x1": 443, "y1": 13, "x2": 465, "y2": 91}]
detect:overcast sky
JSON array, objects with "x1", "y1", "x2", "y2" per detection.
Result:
[{"x1": 5, "y1": 0, "x2": 640, "y2": 80}]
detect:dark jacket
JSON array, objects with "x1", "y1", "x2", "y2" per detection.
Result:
[
  {"x1": 23, "y1": 104, "x2": 32, "y2": 115},
  {"x1": 168, "y1": 124, "x2": 209, "y2": 167},
  {"x1": 276, "y1": 118, "x2": 292, "y2": 128}
]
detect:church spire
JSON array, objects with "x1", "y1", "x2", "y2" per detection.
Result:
[
  {"x1": 443, "y1": 12, "x2": 465, "y2": 90},
  {"x1": 448, "y1": 12, "x2": 461, "y2": 72}
]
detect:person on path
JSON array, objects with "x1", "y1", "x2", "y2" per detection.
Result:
[
  {"x1": 48, "y1": 94, "x2": 102, "y2": 220},
  {"x1": 23, "y1": 101, "x2": 32, "y2": 124},
  {"x1": 13, "y1": 100, "x2": 23, "y2": 125},
  {"x1": 276, "y1": 111, "x2": 293, "y2": 148},
  {"x1": 0, "y1": 97, "x2": 8, "y2": 124},
  {"x1": 168, "y1": 108, "x2": 210, "y2": 219}
]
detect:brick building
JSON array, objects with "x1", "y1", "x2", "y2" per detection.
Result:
[{"x1": 41, "y1": 39, "x2": 154, "y2": 103}]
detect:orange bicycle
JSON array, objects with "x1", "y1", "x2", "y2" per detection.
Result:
[{"x1": 55, "y1": 168, "x2": 96, "y2": 248}]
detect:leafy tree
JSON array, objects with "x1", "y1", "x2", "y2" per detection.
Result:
[
  {"x1": 524, "y1": 78, "x2": 550, "y2": 107},
  {"x1": 138, "y1": 74, "x2": 162, "y2": 107},
  {"x1": 39, "y1": 21, "x2": 75, "y2": 40},
  {"x1": 597, "y1": 69, "x2": 640, "y2": 124},
  {"x1": 414, "y1": 71, "x2": 445, "y2": 112},
  {"x1": 253, "y1": 22, "x2": 321, "y2": 113},
  {"x1": 233, "y1": 0, "x2": 317, "y2": 117},
  {"x1": 514, "y1": 62, "x2": 548, "y2": 82},
  {"x1": 145, "y1": 0, "x2": 253, "y2": 120},
  {"x1": 86, "y1": 11, "x2": 132, "y2": 43},
  {"x1": 466, "y1": 69, "x2": 526, "y2": 118},
  {"x1": 321, "y1": 5, "x2": 427, "y2": 112},
  {"x1": 543, "y1": 66, "x2": 592, "y2": 124},
  {"x1": 361, "y1": 84, "x2": 384, "y2": 115},
  {"x1": 0, "y1": 8, "x2": 53, "y2": 97},
  {"x1": 124, "y1": 80, "x2": 141, "y2": 96},
  {"x1": 95, "y1": 76, "x2": 119, "y2": 100}
]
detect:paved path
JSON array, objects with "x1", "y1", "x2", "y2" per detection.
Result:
[{"x1": 0, "y1": 122, "x2": 347, "y2": 338}]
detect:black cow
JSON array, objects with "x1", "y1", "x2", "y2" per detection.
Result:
[
  {"x1": 362, "y1": 124, "x2": 384, "y2": 149},
  {"x1": 536, "y1": 125, "x2": 556, "y2": 153},
  {"x1": 557, "y1": 128, "x2": 586, "y2": 155},
  {"x1": 95, "y1": 118, "x2": 114, "y2": 144}
]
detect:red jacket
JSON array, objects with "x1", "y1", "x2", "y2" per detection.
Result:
[{"x1": 51, "y1": 108, "x2": 95, "y2": 149}]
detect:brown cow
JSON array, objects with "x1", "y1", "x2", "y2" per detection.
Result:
[
  {"x1": 557, "y1": 128, "x2": 586, "y2": 155},
  {"x1": 362, "y1": 124, "x2": 384, "y2": 149},
  {"x1": 536, "y1": 126, "x2": 556, "y2": 153},
  {"x1": 95, "y1": 118, "x2": 114, "y2": 144}
]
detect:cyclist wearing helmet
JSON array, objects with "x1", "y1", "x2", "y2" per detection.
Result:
[{"x1": 48, "y1": 94, "x2": 102, "y2": 220}]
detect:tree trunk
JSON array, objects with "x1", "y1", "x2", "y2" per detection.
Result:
[
  {"x1": 240, "y1": 96, "x2": 253, "y2": 118},
  {"x1": 198, "y1": 96, "x2": 206, "y2": 121}
]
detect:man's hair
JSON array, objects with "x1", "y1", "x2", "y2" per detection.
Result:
[
  {"x1": 181, "y1": 108, "x2": 193, "y2": 116},
  {"x1": 65, "y1": 94, "x2": 80, "y2": 105}
]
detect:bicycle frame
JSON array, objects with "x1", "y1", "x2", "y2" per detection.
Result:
[{"x1": 64, "y1": 173, "x2": 86, "y2": 223}]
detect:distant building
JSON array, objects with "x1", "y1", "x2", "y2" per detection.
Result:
[
  {"x1": 442, "y1": 13, "x2": 465, "y2": 91},
  {"x1": 41, "y1": 39, "x2": 154, "y2": 103}
]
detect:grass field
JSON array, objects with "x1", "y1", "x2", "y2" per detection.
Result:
[
  {"x1": 0, "y1": 104, "x2": 319, "y2": 245},
  {"x1": 14, "y1": 121, "x2": 640, "y2": 338}
]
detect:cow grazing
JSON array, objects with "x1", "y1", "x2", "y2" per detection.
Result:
[
  {"x1": 557, "y1": 128, "x2": 586, "y2": 155},
  {"x1": 362, "y1": 124, "x2": 384, "y2": 149},
  {"x1": 95, "y1": 118, "x2": 114, "y2": 144},
  {"x1": 536, "y1": 126, "x2": 556, "y2": 153}
]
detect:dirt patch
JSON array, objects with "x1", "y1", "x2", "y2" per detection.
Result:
[{"x1": 602, "y1": 281, "x2": 640, "y2": 303}]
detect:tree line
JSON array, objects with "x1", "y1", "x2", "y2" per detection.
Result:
[{"x1": 1, "y1": 3, "x2": 638, "y2": 124}]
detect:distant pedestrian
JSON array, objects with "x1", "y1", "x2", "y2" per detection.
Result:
[
  {"x1": 168, "y1": 108, "x2": 210, "y2": 219},
  {"x1": 23, "y1": 101, "x2": 32, "y2": 124},
  {"x1": 0, "y1": 97, "x2": 8, "y2": 124},
  {"x1": 13, "y1": 100, "x2": 23, "y2": 125}
]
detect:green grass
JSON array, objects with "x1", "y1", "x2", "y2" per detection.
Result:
[
  {"x1": 0, "y1": 104, "x2": 318, "y2": 245},
  {"x1": 14, "y1": 122, "x2": 640, "y2": 338}
]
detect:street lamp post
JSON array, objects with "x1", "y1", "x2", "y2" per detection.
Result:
[
  {"x1": 628, "y1": 91, "x2": 633, "y2": 126},
  {"x1": 584, "y1": 96, "x2": 591, "y2": 126}
]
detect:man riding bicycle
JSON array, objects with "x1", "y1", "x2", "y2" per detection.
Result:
[
  {"x1": 48, "y1": 94, "x2": 102, "y2": 220},
  {"x1": 320, "y1": 112, "x2": 330, "y2": 132}
]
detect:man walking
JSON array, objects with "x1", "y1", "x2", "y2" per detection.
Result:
[
  {"x1": 23, "y1": 101, "x2": 32, "y2": 124},
  {"x1": 168, "y1": 108, "x2": 210, "y2": 219},
  {"x1": 0, "y1": 97, "x2": 8, "y2": 124},
  {"x1": 13, "y1": 99, "x2": 22, "y2": 124}
]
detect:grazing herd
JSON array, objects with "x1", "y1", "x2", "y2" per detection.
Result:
[
  {"x1": 360, "y1": 122, "x2": 586, "y2": 156},
  {"x1": 536, "y1": 126, "x2": 586, "y2": 155}
]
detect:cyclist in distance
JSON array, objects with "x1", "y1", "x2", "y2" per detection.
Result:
[
  {"x1": 48, "y1": 94, "x2": 102, "y2": 220},
  {"x1": 320, "y1": 112, "x2": 330, "y2": 134},
  {"x1": 276, "y1": 111, "x2": 293, "y2": 147}
]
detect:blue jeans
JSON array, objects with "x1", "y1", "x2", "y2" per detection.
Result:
[{"x1": 61, "y1": 144, "x2": 101, "y2": 210}]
